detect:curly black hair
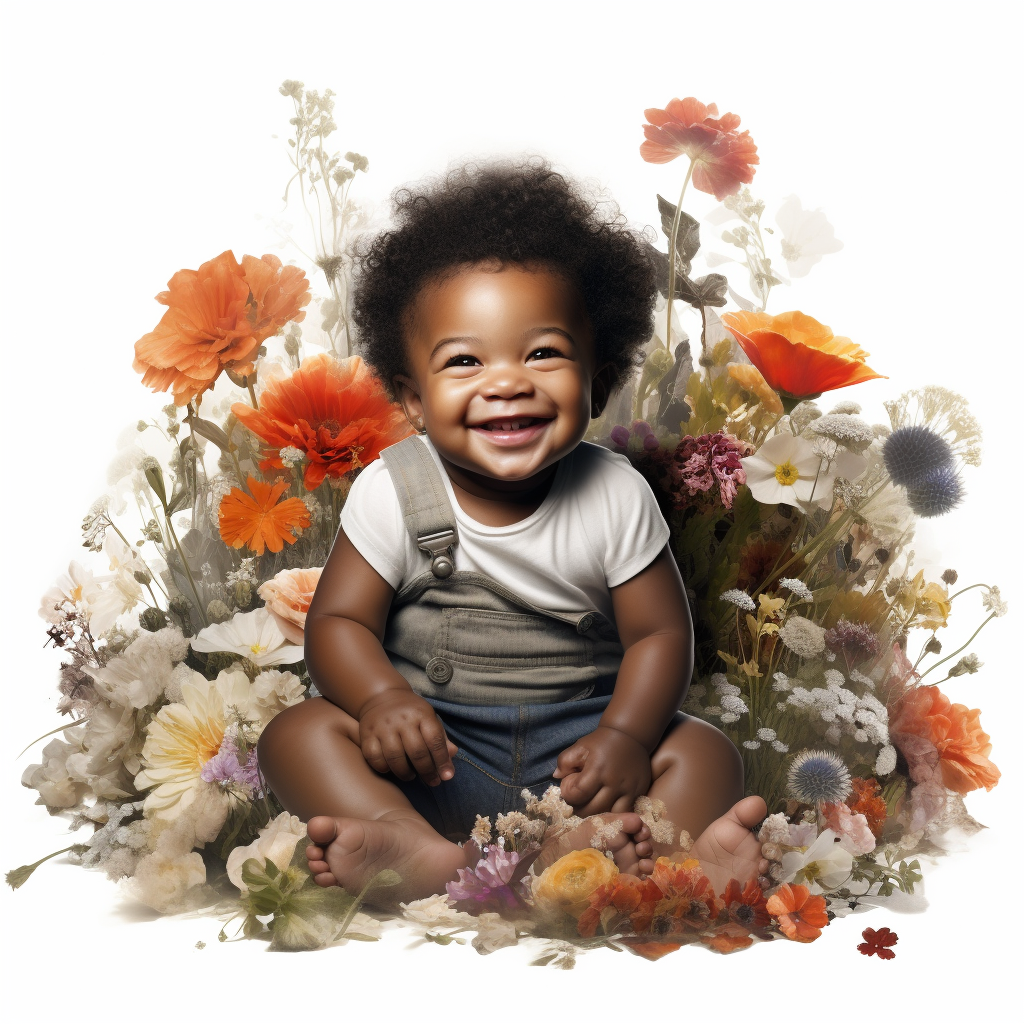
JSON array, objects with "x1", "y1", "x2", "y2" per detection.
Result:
[{"x1": 350, "y1": 157, "x2": 657, "y2": 405}]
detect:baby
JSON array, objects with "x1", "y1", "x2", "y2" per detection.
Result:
[{"x1": 258, "y1": 159, "x2": 767, "y2": 904}]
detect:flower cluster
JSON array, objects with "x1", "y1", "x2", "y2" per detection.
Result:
[{"x1": 13, "y1": 85, "x2": 1003, "y2": 965}]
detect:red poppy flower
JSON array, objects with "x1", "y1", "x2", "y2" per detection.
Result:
[
  {"x1": 722, "y1": 877, "x2": 771, "y2": 932},
  {"x1": 765, "y1": 883, "x2": 829, "y2": 942},
  {"x1": 858, "y1": 926, "x2": 898, "y2": 959},
  {"x1": 640, "y1": 97, "x2": 759, "y2": 201}
]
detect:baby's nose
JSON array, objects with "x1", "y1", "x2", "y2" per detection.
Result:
[{"x1": 479, "y1": 363, "x2": 534, "y2": 399}]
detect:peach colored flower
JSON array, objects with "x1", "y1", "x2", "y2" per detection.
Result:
[
  {"x1": 721, "y1": 310, "x2": 885, "y2": 402},
  {"x1": 232, "y1": 354, "x2": 412, "y2": 490},
  {"x1": 890, "y1": 685, "x2": 1001, "y2": 795},
  {"x1": 257, "y1": 567, "x2": 322, "y2": 645},
  {"x1": 133, "y1": 251, "x2": 310, "y2": 406},
  {"x1": 847, "y1": 777, "x2": 888, "y2": 838},
  {"x1": 765, "y1": 882, "x2": 829, "y2": 942},
  {"x1": 702, "y1": 923, "x2": 755, "y2": 953},
  {"x1": 218, "y1": 476, "x2": 311, "y2": 556},
  {"x1": 640, "y1": 98, "x2": 759, "y2": 200}
]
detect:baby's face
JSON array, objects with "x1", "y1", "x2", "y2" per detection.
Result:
[{"x1": 394, "y1": 263, "x2": 599, "y2": 483}]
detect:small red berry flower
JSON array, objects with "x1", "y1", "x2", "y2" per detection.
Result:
[{"x1": 858, "y1": 926, "x2": 898, "y2": 959}]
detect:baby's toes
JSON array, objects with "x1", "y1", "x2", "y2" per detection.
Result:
[
  {"x1": 307, "y1": 856, "x2": 330, "y2": 875},
  {"x1": 312, "y1": 870, "x2": 338, "y2": 888},
  {"x1": 635, "y1": 838, "x2": 653, "y2": 859},
  {"x1": 633, "y1": 823, "x2": 651, "y2": 843},
  {"x1": 638, "y1": 856, "x2": 655, "y2": 877}
]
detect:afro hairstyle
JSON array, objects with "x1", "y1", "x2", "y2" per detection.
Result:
[{"x1": 350, "y1": 157, "x2": 657, "y2": 406}]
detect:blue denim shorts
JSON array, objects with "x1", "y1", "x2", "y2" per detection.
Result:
[{"x1": 395, "y1": 681, "x2": 615, "y2": 842}]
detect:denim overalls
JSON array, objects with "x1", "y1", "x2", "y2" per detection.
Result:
[{"x1": 379, "y1": 436, "x2": 625, "y2": 841}]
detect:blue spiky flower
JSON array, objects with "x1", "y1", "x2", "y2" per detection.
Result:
[
  {"x1": 882, "y1": 425, "x2": 954, "y2": 488},
  {"x1": 906, "y1": 463, "x2": 964, "y2": 518},
  {"x1": 787, "y1": 749, "x2": 852, "y2": 804}
]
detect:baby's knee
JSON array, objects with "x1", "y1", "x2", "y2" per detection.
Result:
[
  {"x1": 654, "y1": 715, "x2": 743, "y2": 784},
  {"x1": 257, "y1": 696, "x2": 353, "y2": 772}
]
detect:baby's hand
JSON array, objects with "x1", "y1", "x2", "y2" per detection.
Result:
[
  {"x1": 357, "y1": 690, "x2": 458, "y2": 787},
  {"x1": 553, "y1": 726, "x2": 652, "y2": 817}
]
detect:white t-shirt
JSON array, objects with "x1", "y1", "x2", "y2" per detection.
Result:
[{"x1": 339, "y1": 434, "x2": 670, "y2": 625}]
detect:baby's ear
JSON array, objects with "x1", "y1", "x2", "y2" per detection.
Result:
[{"x1": 393, "y1": 374, "x2": 424, "y2": 430}]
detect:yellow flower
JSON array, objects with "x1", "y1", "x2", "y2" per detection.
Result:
[
  {"x1": 903, "y1": 571, "x2": 952, "y2": 630},
  {"x1": 135, "y1": 669, "x2": 253, "y2": 820},
  {"x1": 728, "y1": 362, "x2": 784, "y2": 415},
  {"x1": 531, "y1": 848, "x2": 619, "y2": 919}
]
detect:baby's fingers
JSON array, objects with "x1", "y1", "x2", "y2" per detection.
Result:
[
  {"x1": 553, "y1": 742, "x2": 588, "y2": 779},
  {"x1": 560, "y1": 765, "x2": 601, "y2": 810},
  {"x1": 418, "y1": 718, "x2": 456, "y2": 784}
]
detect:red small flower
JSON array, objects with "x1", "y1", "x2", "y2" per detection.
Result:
[
  {"x1": 640, "y1": 97, "x2": 759, "y2": 200},
  {"x1": 858, "y1": 926, "x2": 898, "y2": 959}
]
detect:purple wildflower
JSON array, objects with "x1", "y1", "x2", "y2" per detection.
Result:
[
  {"x1": 446, "y1": 841, "x2": 539, "y2": 917},
  {"x1": 669, "y1": 432, "x2": 751, "y2": 510},
  {"x1": 824, "y1": 618, "x2": 881, "y2": 664},
  {"x1": 608, "y1": 420, "x2": 660, "y2": 454},
  {"x1": 200, "y1": 732, "x2": 262, "y2": 794}
]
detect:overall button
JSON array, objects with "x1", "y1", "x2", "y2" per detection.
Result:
[
  {"x1": 425, "y1": 656, "x2": 453, "y2": 684},
  {"x1": 576, "y1": 613, "x2": 594, "y2": 635}
]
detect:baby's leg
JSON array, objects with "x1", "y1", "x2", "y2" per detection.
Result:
[
  {"x1": 647, "y1": 714, "x2": 768, "y2": 890},
  {"x1": 257, "y1": 697, "x2": 467, "y2": 906}
]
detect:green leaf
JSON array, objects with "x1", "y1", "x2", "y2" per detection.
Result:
[
  {"x1": 656, "y1": 196, "x2": 701, "y2": 273},
  {"x1": 530, "y1": 953, "x2": 558, "y2": 967},
  {"x1": 676, "y1": 273, "x2": 729, "y2": 309},
  {"x1": 187, "y1": 416, "x2": 233, "y2": 453}
]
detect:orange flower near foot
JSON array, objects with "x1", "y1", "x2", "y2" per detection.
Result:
[
  {"x1": 133, "y1": 251, "x2": 310, "y2": 406},
  {"x1": 890, "y1": 685, "x2": 1001, "y2": 795},
  {"x1": 232, "y1": 354, "x2": 412, "y2": 490},
  {"x1": 721, "y1": 310, "x2": 885, "y2": 405},
  {"x1": 640, "y1": 98, "x2": 759, "y2": 200},
  {"x1": 219, "y1": 476, "x2": 311, "y2": 556},
  {"x1": 765, "y1": 882, "x2": 829, "y2": 942},
  {"x1": 702, "y1": 923, "x2": 755, "y2": 954},
  {"x1": 848, "y1": 777, "x2": 888, "y2": 838}
]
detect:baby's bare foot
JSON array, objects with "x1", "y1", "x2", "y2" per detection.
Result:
[
  {"x1": 689, "y1": 795, "x2": 769, "y2": 894},
  {"x1": 305, "y1": 812, "x2": 467, "y2": 907},
  {"x1": 535, "y1": 813, "x2": 655, "y2": 877}
]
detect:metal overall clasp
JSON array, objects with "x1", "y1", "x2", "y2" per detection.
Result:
[{"x1": 418, "y1": 528, "x2": 457, "y2": 578}]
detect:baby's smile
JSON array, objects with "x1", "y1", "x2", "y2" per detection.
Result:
[{"x1": 469, "y1": 415, "x2": 553, "y2": 446}]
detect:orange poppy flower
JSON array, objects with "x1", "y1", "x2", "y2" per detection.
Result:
[
  {"x1": 619, "y1": 938, "x2": 683, "y2": 961},
  {"x1": 890, "y1": 685, "x2": 1001, "y2": 795},
  {"x1": 219, "y1": 475, "x2": 311, "y2": 555},
  {"x1": 720, "y1": 310, "x2": 885, "y2": 405},
  {"x1": 722, "y1": 877, "x2": 771, "y2": 932},
  {"x1": 134, "y1": 251, "x2": 310, "y2": 406},
  {"x1": 765, "y1": 882, "x2": 829, "y2": 942},
  {"x1": 232, "y1": 354, "x2": 412, "y2": 490},
  {"x1": 640, "y1": 98, "x2": 759, "y2": 200}
]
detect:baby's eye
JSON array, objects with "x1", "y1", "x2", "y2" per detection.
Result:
[
  {"x1": 528, "y1": 347, "x2": 564, "y2": 360},
  {"x1": 444, "y1": 354, "x2": 480, "y2": 368}
]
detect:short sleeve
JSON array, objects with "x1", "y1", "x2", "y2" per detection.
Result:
[
  {"x1": 338, "y1": 458, "x2": 410, "y2": 589},
  {"x1": 572, "y1": 444, "x2": 671, "y2": 588}
]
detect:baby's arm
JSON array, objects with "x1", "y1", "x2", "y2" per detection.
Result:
[
  {"x1": 553, "y1": 544, "x2": 693, "y2": 815},
  {"x1": 304, "y1": 529, "x2": 457, "y2": 786}
]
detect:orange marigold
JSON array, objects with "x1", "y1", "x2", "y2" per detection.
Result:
[
  {"x1": 765, "y1": 882, "x2": 829, "y2": 942},
  {"x1": 640, "y1": 98, "x2": 759, "y2": 201},
  {"x1": 134, "y1": 251, "x2": 310, "y2": 406},
  {"x1": 890, "y1": 685, "x2": 1001, "y2": 795},
  {"x1": 218, "y1": 475, "x2": 311, "y2": 555},
  {"x1": 720, "y1": 310, "x2": 885, "y2": 404},
  {"x1": 848, "y1": 777, "x2": 888, "y2": 838},
  {"x1": 232, "y1": 354, "x2": 412, "y2": 490}
]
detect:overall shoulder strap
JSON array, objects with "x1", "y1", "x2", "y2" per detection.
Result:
[{"x1": 380, "y1": 436, "x2": 459, "y2": 578}]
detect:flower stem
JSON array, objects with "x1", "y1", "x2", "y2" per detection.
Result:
[
  {"x1": 247, "y1": 383, "x2": 259, "y2": 410},
  {"x1": 918, "y1": 613, "x2": 995, "y2": 681},
  {"x1": 664, "y1": 161, "x2": 695, "y2": 353}
]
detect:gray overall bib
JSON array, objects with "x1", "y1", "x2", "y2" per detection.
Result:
[{"x1": 378, "y1": 435, "x2": 626, "y2": 840}]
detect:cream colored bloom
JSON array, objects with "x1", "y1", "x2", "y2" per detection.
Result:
[
  {"x1": 257, "y1": 567, "x2": 322, "y2": 645},
  {"x1": 134, "y1": 670, "x2": 253, "y2": 819},
  {"x1": 251, "y1": 669, "x2": 307, "y2": 724},
  {"x1": 38, "y1": 561, "x2": 100, "y2": 624},
  {"x1": 400, "y1": 893, "x2": 475, "y2": 928},
  {"x1": 226, "y1": 812, "x2": 307, "y2": 894},
  {"x1": 779, "y1": 828, "x2": 854, "y2": 894},
  {"x1": 742, "y1": 433, "x2": 865, "y2": 510},
  {"x1": 86, "y1": 534, "x2": 145, "y2": 635},
  {"x1": 124, "y1": 849, "x2": 206, "y2": 913},
  {"x1": 190, "y1": 607, "x2": 303, "y2": 666},
  {"x1": 774, "y1": 195, "x2": 843, "y2": 278}
]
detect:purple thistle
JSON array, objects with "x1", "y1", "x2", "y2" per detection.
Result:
[
  {"x1": 824, "y1": 618, "x2": 881, "y2": 664},
  {"x1": 446, "y1": 841, "x2": 539, "y2": 917}
]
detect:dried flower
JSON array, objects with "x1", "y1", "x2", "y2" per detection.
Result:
[
  {"x1": 779, "y1": 578, "x2": 813, "y2": 602},
  {"x1": 824, "y1": 619, "x2": 881, "y2": 664},
  {"x1": 778, "y1": 615, "x2": 827, "y2": 658},
  {"x1": 720, "y1": 589, "x2": 756, "y2": 612},
  {"x1": 982, "y1": 586, "x2": 1008, "y2": 618},
  {"x1": 666, "y1": 432, "x2": 750, "y2": 510}
]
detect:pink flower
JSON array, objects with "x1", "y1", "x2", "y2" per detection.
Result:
[
  {"x1": 667, "y1": 432, "x2": 751, "y2": 510},
  {"x1": 446, "y1": 841, "x2": 539, "y2": 917},
  {"x1": 822, "y1": 801, "x2": 876, "y2": 856}
]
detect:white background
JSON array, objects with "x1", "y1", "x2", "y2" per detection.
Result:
[{"x1": 1, "y1": 1, "x2": 1020, "y2": 1020}]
